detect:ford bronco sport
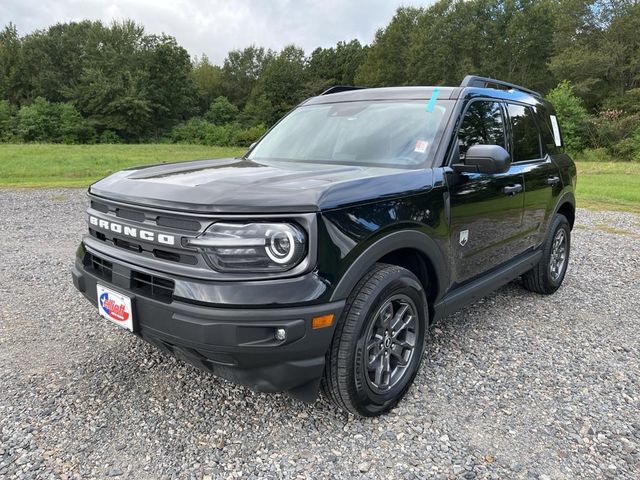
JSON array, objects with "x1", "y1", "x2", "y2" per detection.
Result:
[{"x1": 72, "y1": 76, "x2": 577, "y2": 416}]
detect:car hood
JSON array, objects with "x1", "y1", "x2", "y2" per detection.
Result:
[{"x1": 89, "y1": 157, "x2": 434, "y2": 213}]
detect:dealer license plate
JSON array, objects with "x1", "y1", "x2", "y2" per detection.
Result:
[{"x1": 97, "y1": 284, "x2": 134, "y2": 331}]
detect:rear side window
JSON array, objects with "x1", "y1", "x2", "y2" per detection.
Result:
[
  {"x1": 457, "y1": 101, "x2": 505, "y2": 157},
  {"x1": 506, "y1": 103, "x2": 542, "y2": 161}
]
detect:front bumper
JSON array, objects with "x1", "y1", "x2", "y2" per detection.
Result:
[{"x1": 71, "y1": 246, "x2": 344, "y2": 401}]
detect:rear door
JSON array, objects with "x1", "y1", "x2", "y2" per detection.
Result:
[
  {"x1": 504, "y1": 103, "x2": 563, "y2": 250},
  {"x1": 447, "y1": 99, "x2": 526, "y2": 285}
]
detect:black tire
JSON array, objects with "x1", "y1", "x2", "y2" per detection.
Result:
[
  {"x1": 321, "y1": 263, "x2": 429, "y2": 416},
  {"x1": 522, "y1": 214, "x2": 571, "y2": 294}
]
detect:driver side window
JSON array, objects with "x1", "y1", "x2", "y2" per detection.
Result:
[{"x1": 458, "y1": 101, "x2": 505, "y2": 158}]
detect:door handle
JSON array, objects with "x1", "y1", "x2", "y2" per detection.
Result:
[
  {"x1": 547, "y1": 176, "x2": 561, "y2": 186},
  {"x1": 503, "y1": 184, "x2": 523, "y2": 196}
]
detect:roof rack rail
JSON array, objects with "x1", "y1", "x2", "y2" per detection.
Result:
[
  {"x1": 460, "y1": 75, "x2": 541, "y2": 98},
  {"x1": 320, "y1": 85, "x2": 366, "y2": 96}
]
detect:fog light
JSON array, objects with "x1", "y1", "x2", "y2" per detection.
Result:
[{"x1": 275, "y1": 328, "x2": 286, "y2": 341}]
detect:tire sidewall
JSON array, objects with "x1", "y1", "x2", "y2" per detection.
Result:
[{"x1": 347, "y1": 270, "x2": 428, "y2": 415}]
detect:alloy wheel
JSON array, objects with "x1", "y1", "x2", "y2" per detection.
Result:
[
  {"x1": 363, "y1": 294, "x2": 418, "y2": 393},
  {"x1": 549, "y1": 229, "x2": 567, "y2": 281}
]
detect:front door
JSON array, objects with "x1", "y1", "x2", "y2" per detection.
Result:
[{"x1": 447, "y1": 99, "x2": 526, "y2": 285}]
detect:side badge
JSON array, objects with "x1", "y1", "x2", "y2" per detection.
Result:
[{"x1": 459, "y1": 230, "x2": 469, "y2": 246}]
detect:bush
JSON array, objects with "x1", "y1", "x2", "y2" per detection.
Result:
[
  {"x1": 586, "y1": 110, "x2": 640, "y2": 160},
  {"x1": 603, "y1": 88, "x2": 640, "y2": 116},
  {"x1": 169, "y1": 119, "x2": 267, "y2": 147},
  {"x1": 232, "y1": 123, "x2": 267, "y2": 147},
  {"x1": 240, "y1": 95, "x2": 274, "y2": 126},
  {"x1": 205, "y1": 96, "x2": 239, "y2": 125},
  {"x1": 98, "y1": 130, "x2": 122, "y2": 144},
  {"x1": 169, "y1": 118, "x2": 211, "y2": 144},
  {"x1": 547, "y1": 81, "x2": 588, "y2": 154},
  {"x1": 574, "y1": 148, "x2": 615, "y2": 163},
  {"x1": 15, "y1": 97, "x2": 60, "y2": 142},
  {"x1": 59, "y1": 103, "x2": 96, "y2": 144},
  {"x1": 13, "y1": 97, "x2": 96, "y2": 143}
]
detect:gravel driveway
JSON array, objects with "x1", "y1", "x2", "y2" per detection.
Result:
[{"x1": 0, "y1": 189, "x2": 638, "y2": 480}]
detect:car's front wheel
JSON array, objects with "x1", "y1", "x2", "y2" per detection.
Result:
[{"x1": 322, "y1": 263, "x2": 428, "y2": 416}]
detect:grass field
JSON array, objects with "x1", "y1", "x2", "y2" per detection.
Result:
[
  {"x1": 0, "y1": 144, "x2": 245, "y2": 188},
  {"x1": 575, "y1": 161, "x2": 640, "y2": 213},
  {"x1": 0, "y1": 144, "x2": 638, "y2": 212}
]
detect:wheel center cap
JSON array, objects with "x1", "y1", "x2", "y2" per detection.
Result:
[{"x1": 384, "y1": 337, "x2": 392, "y2": 349}]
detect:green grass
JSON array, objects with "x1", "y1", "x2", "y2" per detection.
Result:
[
  {"x1": 0, "y1": 144, "x2": 245, "y2": 188},
  {"x1": 1, "y1": 144, "x2": 639, "y2": 213},
  {"x1": 576, "y1": 161, "x2": 640, "y2": 214}
]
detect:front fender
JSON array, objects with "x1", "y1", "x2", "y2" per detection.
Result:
[{"x1": 329, "y1": 229, "x2": 449, "y2": 303}]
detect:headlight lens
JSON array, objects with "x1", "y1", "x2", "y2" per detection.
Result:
[{"x1": 190, "y1": 222, "x2": 307, "y2": 272}]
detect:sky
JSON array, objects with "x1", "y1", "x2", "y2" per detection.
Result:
[{"x1": 2, "y1": 0, "x2": 435, "y2": 63}]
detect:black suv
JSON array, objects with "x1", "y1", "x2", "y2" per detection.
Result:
[{"x1": 72, "y1": 76, "x2": 576, "y2": 416}]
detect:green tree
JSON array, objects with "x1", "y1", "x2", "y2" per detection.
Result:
[
  {"x1": 546, "y1": 81, "x2": 588, "y2": 153},
  {"x1": 355, "y1": 7, "x2": 421, "y2": 86},
  {"x1": 192, "y1": 54, "x2": 224, "y2": 113},
  {"x1": 404, "y1": 0, "x2": 556, "y2": 91},
  {"x1": 0, "y1": 23, "x2": 22, "y2": 104},
  {"x1": 240, "y1": 94, "x2": 273, "y2": 127},
  {"x1": 58, "y1": 102, "x2": 96, "y2": 143},
  {"x1": 205, "y1": 96, "x2": 239, "y2": 124},
  {"x1": 15, "y1": 21, "x2": 106, "y2": 104},
  {"x1": 140, "y1": 34, "x2": 197, "y2": 136},
  {"x1": 221, "y1": 46, "x2": 274, "y2": 107},
  {"x1": 73, "y1": 66, "x2": 152, "y2": 140},
  {"x1": 0, "y1": 99, "x2": 15, "y2": 140},
  {"x1": 549, "y1": 1, "x2": 640, "y2": 108},
  {"x1": 307, "y1": 40, "x2": 367, "y2": 92},
  {"x1": 252, "y1": 45, "x2": 307, "y2": 123}
]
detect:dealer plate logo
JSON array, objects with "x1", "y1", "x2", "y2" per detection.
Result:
[{"x1": 97, "y1": 284, "x2": 134, "y2": 331}]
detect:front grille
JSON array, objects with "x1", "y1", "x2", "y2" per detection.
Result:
[
  {"x1": 156, "y1": 216, "x2": 201, "y2": 231},
  {"x1": 131, "y1": 271, "x2": 174, "y2": 303},
  {"x1": 116, "y1": 208, "x2": 145, "y2": 222},
  {"x1": 87, "y1": 201, "x2": 206, "y2": 268},
  {"x1": 91, "y1": 201, "x2": 109, "y2": 213},
  {"x1": 84, "y1": 253, "x2": 113, "y2": 282},
  {"x1": 84, "y1": 252, "x2": 174, "y2": 303},
  {"x1": 88, "y1": 229, "x2": 198, "y2": 265}
]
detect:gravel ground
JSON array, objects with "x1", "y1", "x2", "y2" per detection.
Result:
[{"x1": 0, "y1": 188, "x2": 638, "y2": 480}]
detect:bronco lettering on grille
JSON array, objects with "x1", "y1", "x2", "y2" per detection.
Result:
[{"x1": 89, "y1": 216, "x2": 175, "y2": 246}]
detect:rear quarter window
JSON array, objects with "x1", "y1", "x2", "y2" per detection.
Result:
[
  {"x1": 506, "y1": 103, "x2": 542, "y2": 162},
  {"x1": 535, "y1": 107, "x2": 562, "y2": 154}
]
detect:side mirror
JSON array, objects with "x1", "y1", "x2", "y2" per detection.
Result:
[{"x1": 452, "y1": 145, "x2": 511, "y2": 174}]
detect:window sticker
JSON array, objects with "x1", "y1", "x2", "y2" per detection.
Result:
[
  {"x1": 414, "y1": 140, "x2": 428, "y2": 153},
  {"x1": 550, "y1": 115, "x2": 562, "y2": 147}
]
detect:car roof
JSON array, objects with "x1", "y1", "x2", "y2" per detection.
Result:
[
  {"x1": 302, "y1": 85, "x2": 548, "y2": 110},
  {"x1": 303, "y1": 86, "x2": 459, "y2": 105}
]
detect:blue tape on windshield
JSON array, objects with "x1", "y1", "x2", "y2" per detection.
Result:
[{"x1": 426, "y1": 87, "x2": 440, "y2": 112}]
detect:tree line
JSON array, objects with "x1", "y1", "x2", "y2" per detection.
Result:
[{"x1": 0, "y1": 0, "x2": 639, "y2": 159}]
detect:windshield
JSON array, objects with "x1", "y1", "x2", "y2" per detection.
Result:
[{"x1": 247, "y1": 100, "x2": 452, "y2": 169}]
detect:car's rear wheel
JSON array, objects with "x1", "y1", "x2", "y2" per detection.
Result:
[
  {"x1": 322, "y1": 263, "x2": 428, "y2": 416},
  {"x1": 522, "y1": 213, "x2": 571, "y2": 294}
]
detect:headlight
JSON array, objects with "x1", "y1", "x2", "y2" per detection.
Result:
[{"x1": 188, "y1": 222, "x2": 307, "y2": 272}]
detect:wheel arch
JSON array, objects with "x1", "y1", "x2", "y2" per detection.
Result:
[
  {"x1": 329, "y1": 230, "x2": 449, "y2": 320},
  {"x1": 553, "y1": 191, "x2": 576, "y2": 230}
]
